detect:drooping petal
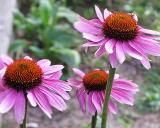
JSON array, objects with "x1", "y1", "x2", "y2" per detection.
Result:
[
  {"x1": 116, "y1": 42, "x2": 126, "y2": 64},
  {"x1": 123, "y1": 42, "x2": 142, "y2": 60},
  {"x1": 42, "y1": 83, "x2": 70, "y2": 100},
  {"x1": 139, "y1": 27, "x2": 160, "y2": 35},
  {"x1": 27, "y1": 91, "x2": 37, "y2": 107},
  {"x1": 105, "y1": 39, "x2": 116, "y2": 54},
  {"x1": 111, "y1": 89, "x2": 134, "y2": 105},
  {"x1": 77, "y1": 88, "x2": 86, "y2": 113},
  {"x1": 68, "y1": 77, "x2": 83, "y2": 88},
  {"x1": 95, "y1": 5, "x2": 104, "y2": 22},
  {"x1": 73, "y1": 68, "x2": 85, "y2": 78},
  {"x1": 14, "y1": 92, "x2": 26, "y2": 124},
  {"x1": 113, "y1": 79, "x2": 139, "y2": 92},
  {"x1": 88, "y1": 92, "x2": 96, "y2": 115},
  {"x1": 39, "y1": 86, "x2": 67, "y2": 111},
  {"x1": 32, "y1": 88, "x2": 52, "y2": 118},
  {"x1": 43, "y1": 79, "x2": 71, "y2": 91},
  {"x1": 141, "y1": 56, "x2": 151, "y2": 70},
  {"x1": 0, "y1": 89, "x2": 17, "y2": 113},
  {"x1": 134, "y1": 37, "x2": 160, "y2": 56},
  {"x1": 92, "y1": 92, "x2": 102, "y2": 114},
  {"x1": 108, "y1": 100, "x2": 118, "y2": 114},
  {"x1": 95, "y1": 43, "x2": 106, "y2": 58},
  {"x1": 109, "y1": 51, "x2": 119, "y2": 68}
]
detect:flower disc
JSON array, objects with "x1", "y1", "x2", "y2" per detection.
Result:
[
  {"x1": 4, "y1": 59, "x2": 43, "y2": 91},
  {"x1": 83, "y1": 70, "x2": 108, "y2": 91},
  {"x1": 103, "y1": 12, "x2": 137, "y2": 41}
]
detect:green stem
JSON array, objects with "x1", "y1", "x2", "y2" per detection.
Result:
[
  {"x1": 20, "y1": 97, "x2": 27, "y2": 128},
  {"x1": 91, "y1": 111, "x2": 97, "y2": 128},
  {"x1": 101, "y1": 64, "x2": 116, "y2": 128}
]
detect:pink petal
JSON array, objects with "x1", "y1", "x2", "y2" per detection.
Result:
[
  {"x1": 134, "y1": 37, "x2": 160, "y2": 56},
  {"x1": 0, "y1": 91, "x2": 7, "y2": 103},
  {"x1": 27, "y1": 91, "x2": 37, "y2": 107},
  {"x1": 116, "y1": 42, "x2": 126, "y2": 64},
  {"x1": 132, "y1": 13, "x2": 138, "y2": 21},
  {"x1": 24, "y1": 56, "x2": 32, "y2": 60},
  {"x1": 111, "y1": 89, "x2": 134, "y2": 105},
  {"x1": 123, "y1": 43, "x2": 142, "y2": 60},
  {"x1": 77, "y1": 88, "x2": 86, "y2": 113},
  {"x1": 73, "y1": 68, "x2": 85, "y2": 78},
  {"x1": 95, "y1": 5, "x2": 104, "y2": 22},
  {"x1": 44, "y1": 79, "x2": 71, "y2": 91},
  {"x1": 105, "y1": 39, "x2": 116, "y2": 53},
  {"x1": 44, "y1": 65, "x2": 64, "y2": 75},
  {"x1": 109, "y1": 51, "x2": 119, "y2": 68},
  {"x1": 0, "y1": 59, "x2": 4, "y2": 70},
  {"x1": 37, "y1": 59, "x2": 51, "y2": 69},
  {"x1": 0, "y1": 89, "x2": 17, "y2": 113},
  {"x1": 68, "y1": 77, "x2": 83, "y2": 88},
  {"x1": 139, "y1": 27, "x2": 160, "y2": 35},
  {"x1": 89, "y1": 19, "x2": 103, "y2": 27},
  {"x1": 39, "y1": 87, "x2": 67, "y2": 111},
  {"x1": 108, "y1": 100, "x2": 118, "y2": 114},
  {"x1": 74, "y1": 20, "x2": 101, "y2": 35},
  {"x1": 104, "y1": 8, "x2": 111, "y2": 19},
  {"x1": 0, "y1": 55, "x2": 13, "y2": 65},
  {"x1": 14, "y1": 92, "x2": 26, "y2": 124},
  {"x1": 82, "y1": 33, "x2": 104, "y2": 42},
  {"x1": 33, "y1": 88, "x2": 52, "y2": 118},
  {"x1": 42, "y1": 82, "x2": 70, "y2": 100},
  {"x1": 113, "y1": 79, "x2": 139, "y2": 92},
  {"x1": 92, "y1": 92, "x2": 102, "y2": 114},
  {"x1": 141, "y1": 56, "x2": 151, "y2": 70},
  {"x1": 88, "y1": 92, "x2": 96, "y2": 115},
  {"x1": 0, "y1": 67, "x2": 6, "y2": 79},
  {"x1": 95, "y1": 43, "x2": 106, "y2": 58},
  {"x1": 82, "y1": 41, "x2": 103, "y2": 47},
  {"x1": 47, "y1": 71, "x2": 62, "y2": 79}
]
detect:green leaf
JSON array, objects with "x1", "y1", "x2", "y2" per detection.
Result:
[
  {"x1": 57, "y1": 7, "x2": 79, "y2": 23},
  {"x1": 38, "y1": 0, "x2": 52, "y2": 25},
  {"x1": 50, "y1": 48, "x2": 81, "y2": 66},
  {"x1": 28, "y1": 46, "x2": 45, "y2": 58},
  {"x1": 9, "y1": 39, "x2": 28, "y2": 52}
]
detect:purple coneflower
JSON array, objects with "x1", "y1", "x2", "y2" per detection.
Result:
[
  {"x1": 0, "y1": 55, "x2": 71, "y2": 124},
  {"x1": 74, "y1": 5, "x2": 160, "y2": 69},
  {"x1": 68, "y1": 68, "x2": 138, "y2": 115}
]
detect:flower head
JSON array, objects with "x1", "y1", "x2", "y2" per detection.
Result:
[
  {"x1": 0, "y1": 55, "x2": 71, "y2": 124},
  {"x1": 74, "y1": 5, "x2": 160, "y2": 69},
  {"x1": 68, "y1": 68, "x2": 138, "y2": 115}
]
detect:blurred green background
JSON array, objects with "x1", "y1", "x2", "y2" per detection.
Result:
[{"x1": 9, "y1": 0, "x2": 160, "y2": 127}]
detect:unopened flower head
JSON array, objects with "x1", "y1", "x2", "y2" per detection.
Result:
[
  {"x1": 0, "y1": 55, "x2": 71, "y2": 124},
  {"x1": 68, "y1": 68, "x2": 138, "y2": 115},
  {"x1": 74, "y1": 5, "x2": 160, "y2": 69}
]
